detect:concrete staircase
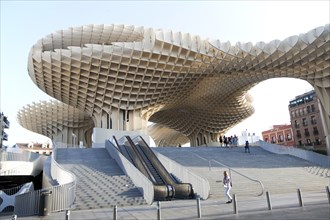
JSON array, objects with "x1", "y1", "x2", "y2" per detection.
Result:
[
  {"x1": 153, "y1": 146, "x2": 330, "y2": 199},
  {"x1": 55, "y1": 148, "x2": 147, "y2": 210}
]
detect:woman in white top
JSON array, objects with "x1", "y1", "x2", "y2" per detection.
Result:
[{"x1": 223, "y1": 171, "x2": 232, "y2": 203}]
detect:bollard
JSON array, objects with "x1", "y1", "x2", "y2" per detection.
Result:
[
  {"x1": 326, "y1": 186, "x2": 330, "y2": 204},
  {"x1": 266, "y1": 191, "x2": 272, "y2": 210},
  {"x1": 196, "y1": 196, "x2": 202, "y2": 218},
  {"x1": 157, "y1": 201, "x2": 161, "y2": 220},
  {"x1": 113, "y1": 205, "x2": 117, "y2": 220},
  {"x1": 297, "y1": 189, "x2": 304, "y2": 207},
  {"x1": 65, "y1": 210, "x2": 70, "y2": 220},
  {"x1": 233, "y1": 194, "x2": 238, "y2": 214}
]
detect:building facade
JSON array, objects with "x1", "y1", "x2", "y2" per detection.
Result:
[
  {"x1": 289, "y1": 90, "x2": 326, "y2": 151},
  {"x1": 262, "y1": 125, "x2": 295, "y2": 146}
]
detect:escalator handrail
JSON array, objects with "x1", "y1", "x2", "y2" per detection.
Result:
[
  {"x1": 132, "y1": 136, "x2": 177, "y2": 185},
  {"x1": 124, "y1": 136, "x2": 157, "y2": 183}
]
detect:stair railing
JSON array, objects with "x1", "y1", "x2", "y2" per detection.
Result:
[
  {"x1": 13, "y1": 141, "x2": 76, "y2": 216},
  {"x1": 193, "y1": 153, "x2": 264, "y2": 196}
]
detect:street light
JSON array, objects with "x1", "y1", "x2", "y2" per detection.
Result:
[{"x1": 72, "y1": 133, "x2": 77, "y2": 148}]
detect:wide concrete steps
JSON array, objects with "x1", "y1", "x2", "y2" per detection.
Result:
[
  {"x1": 153, "y1": 146, "x2": 329, "y2": 199},
  {"x1": 56, "y1": 148, "x2": 147, "y2": 210}
]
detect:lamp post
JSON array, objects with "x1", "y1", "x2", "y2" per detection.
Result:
[{"x1": 72, "y1": 133, "x2": 77, "y2": 148}]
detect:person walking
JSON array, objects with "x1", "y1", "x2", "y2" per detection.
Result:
[
  {"x1": 219, "y1": 136, "x2": 223, "y2": 147},
  {"x1": 223, "y1": 171, "x2": 232, "y2": 203},
  {"x1": 245, "y1": 140, "x2": 250, "y2": 153}
]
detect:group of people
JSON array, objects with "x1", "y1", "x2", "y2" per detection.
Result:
[
  {"x1": 219, "y1": 135, "x2": 251, "y2": 153},
  {"x1": 219, "y1": 135, "x2": 238, "y2": 147}
]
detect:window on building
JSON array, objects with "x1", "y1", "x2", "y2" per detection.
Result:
[
  {"x1": 303, "y1": 107, "x2": 307, "y2": 115},
  {"x1": 271, "y1": 136, "x2": 276, "y2": 144},
  {"x1": 298, "y1": 140, "x2": 302, "y2": 146},
  {"x1": 313, "y1": 127, "x2": 319, "y2": 135},
  {"x1": 291, "y1": 111, "x2": 295, "y2": 118},
  {"x1": 295, "y1": 110, "x2": 299, "y2": 117},
  {"x1": 294, "y1": 120, "x2": 300, "y2": 128},
  {"x1": 311, "y1": 104, "x2": 315, "y2": 112},
  {"x1": 315, "y1": 138, "x2": 321, "y2": 145},
  {"x1": 296, "y1": 130, "x2": 301, "y2": 138},
  {"x1": 303, "y1": 118, "x2": 308, "y2": 126},
  {"x1": 278, "y1": 134, "x2": 284, "y2": 142},
  {"x1": 311, "y1": 116, "x2": 317, "y2": 125},
  {"x1": 286, "y1": 133, "x2": 292, "y2": 141},
  {"x1": 306, "y1": 139, "x2": 312, "y2": 146},
  {"x1": 307, "y1": 106, "x2": 311, "y2": 113},
  {"x1": 304, "y1": 128, "x2": 310, "y2": 137},
  {"x1": 299, "y1": 109, "x2": 303, "y2": 116}
]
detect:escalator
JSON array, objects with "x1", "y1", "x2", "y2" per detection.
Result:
[
  {"x1": 113, "y1": 136, "x2": 174, "y2": 201},
  {"x1": 113, "y1": 135, "x2": 194, "y2": 200},
  {"x1": 132, "y1": 136, "x2": 194, "y2": 199}
]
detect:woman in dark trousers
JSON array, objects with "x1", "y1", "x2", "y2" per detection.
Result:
[{"x1": 245, "y1": 140, "x2": 250, "y2": 153}]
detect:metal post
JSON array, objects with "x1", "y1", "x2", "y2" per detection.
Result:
[
  {"x1": 65, "y1": 210, "x2": 70, "y2": 220},
  {"x1": 233, "y1": 194, "x2": 238, "y2": 214},
  {"x1": 297, "y1": 189, "x2": 304, "y2": 207},
  {"x1": 39, "y1": 189, "x2": 52, "y2": 216},
  {"x1": 266, "y1": 191, "x2": 272, "y2": 210},
  {"x1": 113, "y1": 205, "x2": 117, "y2": 220},
  {"x1": 157, "y1": 201, "x2": 161, "y2": 220},
  {"x1": 326, "y1": 186, "x2": 330, "y2": 204},
  {"x1": 196, "y1": 196, "x2": 202, "y2": 218}
]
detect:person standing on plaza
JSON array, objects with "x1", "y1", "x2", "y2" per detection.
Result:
[
  {"x1": 245, "y1": 140, "x2": 250, "y2": 153},
  {"x1": 224, "y1": 136, "x2": 228, "y2": 147},
  {"x1": 223, "y1": 171, "x2": 232, "y2": 203},
  {"x1": 219, "y1": 136, "x2": 223, "y2": 147}
]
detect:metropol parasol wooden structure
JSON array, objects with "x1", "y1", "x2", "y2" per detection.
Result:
[{"x1": 17, "y1": 23, "x2": 329, "y2": 153}]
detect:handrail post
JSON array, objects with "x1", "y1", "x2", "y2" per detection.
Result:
[
  {"x1": 326, "y1": 186, "x2": 330, "y2": 204},
  {"x1": 297, "y1": 189, "x2": 303, "y2": 207},
  {"x1": 266, "y1": 191, "x2": 272, "y2": 210},
  {"x1": 229, "y1": 169, "x2": 232, "y2": 182}
]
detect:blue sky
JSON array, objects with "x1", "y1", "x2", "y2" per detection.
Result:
[{"x1": 1, "y1": 1, "x2": 329, "y2": 146}]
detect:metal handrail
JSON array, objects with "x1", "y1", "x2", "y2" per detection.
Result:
[
  {"x1": 13, "y1": 141, "x2": 76, "y2": 216},
  {"x1": 193, "y1": 153, "x2": 264, "y2": 196}
]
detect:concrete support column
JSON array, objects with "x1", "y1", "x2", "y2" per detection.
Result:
[{"x1": 314, "y1": 85, "x2": 330, "y2": 155}]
